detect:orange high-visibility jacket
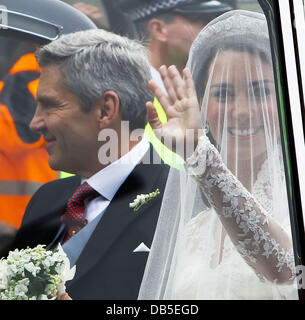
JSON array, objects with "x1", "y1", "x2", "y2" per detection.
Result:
[{"x1": 0, "y1": 53, "x2": 58, "y2": 228}]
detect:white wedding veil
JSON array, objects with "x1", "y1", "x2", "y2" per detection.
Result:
[{"x1": 139, "y1": 10, "x2": 298, "y2": 300}]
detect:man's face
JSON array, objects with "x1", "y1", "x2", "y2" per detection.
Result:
[
  {"x1": 165, "y1": 15, "x2": 207, "y2": 69},
  {"x1": 30, "y1": 64, "x2": 102, "y2": 177}
]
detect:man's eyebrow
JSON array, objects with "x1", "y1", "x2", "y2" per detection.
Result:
[{"x1": 36, "y1": 95, "x2": 61, "y2": 105}]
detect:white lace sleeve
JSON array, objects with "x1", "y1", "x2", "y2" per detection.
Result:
[{"x1": 185, "y1": 135, "x2": 295, "y2": 283}]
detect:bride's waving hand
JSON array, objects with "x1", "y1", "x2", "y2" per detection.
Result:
[{"x1": 146, "y1": 65, "x2": 203, "y2": 159}]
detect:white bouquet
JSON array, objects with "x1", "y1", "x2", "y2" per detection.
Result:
[{"x1": 0, "y1": 244, "x2": 75, "y2": 300}]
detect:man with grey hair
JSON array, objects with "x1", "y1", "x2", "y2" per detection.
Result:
[{"x1": 2, "y1": 28, "x2": 169, "y2": 299}]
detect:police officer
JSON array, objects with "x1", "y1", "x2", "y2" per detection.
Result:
[{"x1": 117, "y1": 0, "x2": 234, "y2": 79}]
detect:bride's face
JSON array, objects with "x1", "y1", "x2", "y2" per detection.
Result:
[{"x1": 206, "y1": 49, "x2": 278, "y2": 163}]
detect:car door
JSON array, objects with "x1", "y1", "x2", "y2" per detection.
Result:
[{"x1": 259, "y1": 0, "x2": 305, "y2": 300}]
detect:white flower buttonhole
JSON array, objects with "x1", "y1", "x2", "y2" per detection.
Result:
[{"x1": 129, "y1": 188, "x2": 160, "y2": 212}]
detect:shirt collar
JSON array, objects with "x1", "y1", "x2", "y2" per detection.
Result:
[
  {"x1": 83, "y1": 137, "x2": 150, "y2": 201},
  {"x1": 150, "y1": 66, "x2": 167, "y2": 94}
]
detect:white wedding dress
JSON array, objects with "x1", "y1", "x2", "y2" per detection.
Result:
[
  {"x1": 139, "y1": 135, "x2": 298, "y2": 300},
  {"x1": 171, "y1": 135, "x2": 298, "y2": 300}
]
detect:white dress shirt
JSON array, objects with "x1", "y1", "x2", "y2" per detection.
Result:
[
  {"x1": 150, "y1": 66, "x2": 167, "y2": 94},
  {"x1": 84, "y1": 137, "x2": 150, "y2": 221},
  {"x1": 62, "y1": 137, "x2": 150, "y2": 266}
]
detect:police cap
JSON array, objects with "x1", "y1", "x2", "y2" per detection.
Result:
[{"x1": 117, "y1": 0, "x2": 233, "y2": 22}]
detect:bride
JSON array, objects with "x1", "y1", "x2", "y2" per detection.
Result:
[{"x1": 139, "y1": 10, "x2": 299, "y2": 299}]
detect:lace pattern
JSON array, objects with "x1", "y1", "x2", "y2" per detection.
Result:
[{"x1": 185, "y1": 135, "x2": 295, "y2": 282}]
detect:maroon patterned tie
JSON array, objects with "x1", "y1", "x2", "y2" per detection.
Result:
[{"x1": 61, "y1": 182, "x2": 99, "y2": 244}]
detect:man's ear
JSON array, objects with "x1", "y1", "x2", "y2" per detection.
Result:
[
  {"x1": 96, "y1": 90, "x2": 120, "y2": 128},
  {"x1": 147, "y1": 18, "x2": 168, "y2": 42}
]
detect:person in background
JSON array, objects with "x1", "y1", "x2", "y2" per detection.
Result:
[
  {"x1": 71, "y1": 1, "x2": 111, "y2": 30},
  {"x1": 117, "y1": 0, "x2": 233, "y2": 89},
  {"x1": 0, "y1": 43, "x2": 58, "y2": 230}
]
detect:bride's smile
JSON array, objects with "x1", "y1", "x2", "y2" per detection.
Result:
[
  {"x1": 227, "y1": 126, "x2": 263, "y2": 137},
  {"x1": 206, "y1": 50, "x2": 278, "y2": 162}
]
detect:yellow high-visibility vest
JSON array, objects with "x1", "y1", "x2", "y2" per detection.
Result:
[{"x1": 144, "y1": 97, "x2": 184, "y2": 170}]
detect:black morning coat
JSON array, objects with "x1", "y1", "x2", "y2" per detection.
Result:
[{"x1": 1, "y1": 145, "x2": 170, "y2": 299}]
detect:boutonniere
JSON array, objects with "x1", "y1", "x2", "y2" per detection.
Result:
[{"x1": 129, "y1": 188, "x2": 160, "y2": 212}]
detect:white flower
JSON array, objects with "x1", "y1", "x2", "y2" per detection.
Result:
[
  {"x1": 57, "y1": 245, "x2": 75, "y2": 278},
  {"x1": 129, "y1": 189, "x2": 160, "y2": 212},
  {"x1": 7, "y1": 263, "x2": 19, "y2": 275},
  {"x1": 19, "y1": 255, "x2": 31, "y2": 264},
  {"x1": 55, "y1": 244, "x2": 76, "y2": 297},
  {"x1": 18, "y1": 278, "x2": 30, "y2": 286},
  {"x1": 24, "y1": 262, "x2": 41, "y2": 277},
  {"x1": 0, "y1": 260, "x2": 8, "y2": 290},
  {"x1": 29, "y1": 252, "x2": 42, "y2": 261},
  {"x1": 14, "y1": 283, "x2": 28, "y2": 297},
  {"x1": 42, "y1": 255, "x2": 55, "y2": 269},
  {"x1": 7, "y1": 249, "x2": 21, "y2": 262}
]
